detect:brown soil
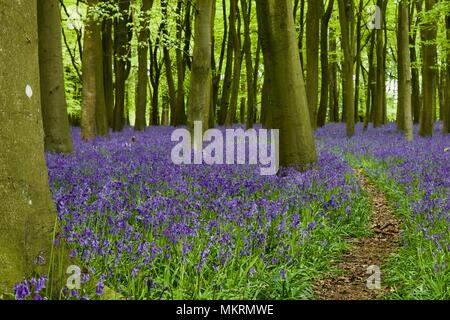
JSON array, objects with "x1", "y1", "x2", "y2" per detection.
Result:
[{"x1": 314, "y1": 171, "x2": 401, "y2": 300}]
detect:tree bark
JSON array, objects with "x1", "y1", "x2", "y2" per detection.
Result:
[
  {"x1": 135, "y1": 0, "x2": 153, "y2": 131},
  {"x1": 241, "y1": 0, "x2": 256, "y2": 129},
  {"x1": 161, "y1": 0, "x2": 177, "y2": 126},
  {"x1": 409, "y1": 3, "x2": 421, "y2": 124},
  {"x1": 305, "y1": 0, "x2": 323, "y2": 129},
  {"x1": 174, "y1": 0, "x2": 189, "y2": 126},
  {"x1": 225, "y1": 0, "x2": 243, "y2": 126},
  {"x1": 444, "y1": 14, "x2": 450, "y2": 134},
  {"x1": 317, "y1": 0, "x2": 334, "y2": 127},
  {"x1": 81, "y1": 2, "x2": 98, "y2": 141},
  {"x1": 112, "y1": 0, "x2": 131, "y2": 132},
  {"x1": 0, "y1": 0, "x2": 58, "y2": 295},
  {"x1": 102, "y1": 19, "x2": 114, "y2": 127},
  {"x1": 419, "y1": 0, "x2": 437, "y2": 137},
  {"x1": 37, "y1": 0, "x2": 73, "y2": 153},
  {"x1": 329, "y1": 27, "x2": 339, "y2": 123},
  {"x1": 338, "y1": 0, "x2": 355, "y2": 137},
  {"x1": 188, "y1": 0, "x2": 215, "y2": 130},
  {"x1": 374, "y1": 0, "x2": 387, "y2": 128},
  {"x1": 398, "y1": 0, "x2": 413, "y2": 141},
  {"x1": 256, "y1": 0, "x2": 317, "y2": 171},
  {"x1": 219, "y1": 0, "x2": 236, "y2": 125}
]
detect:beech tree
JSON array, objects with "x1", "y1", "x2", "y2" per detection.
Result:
[
  {"x1": 37, "y1": 0, "x2": 73, "y2": 153},
  {"x1": 188, "y1": 0, "x2": 215, "y2": 130},
  {"x1": 305, "y1": 0, "x2": 323, "y2": 129},
  {"x1": 419, "y1": 0, "x2": 437, "y2": 137},
  {"x1": 0, "y1": 0, "x2": 57, "y2": 295},
  {"x1": 338, "y1": 0, "x2": 356, "y2": 137},
  {"x1": 397, "y1": 0, "x2": 413, "y2": 141},
  {"x1": 443, "y1": 12, "x2": 450, "y2": 134},
  {"x1": 256, "y1": 0, "x2": 317, "y2": 171},
  {"x1": 135, "y1": 0, "x2": 153, "y2": 131},
  {"x1": 81, "y1": 0, "x2": 109, "y2": 140}
]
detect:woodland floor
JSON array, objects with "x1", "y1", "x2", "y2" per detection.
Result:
[{"x1": 315, "y1": 170, "x2": 402, "y2": 300}]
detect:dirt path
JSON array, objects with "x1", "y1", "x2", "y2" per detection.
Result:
[{"x1": 315, "y1": 171, "x2": 402, "y2": 300}]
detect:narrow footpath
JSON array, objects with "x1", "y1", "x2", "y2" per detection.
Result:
[{"x1": 315, "y1": 171, "x2": 402, "y2": 300}]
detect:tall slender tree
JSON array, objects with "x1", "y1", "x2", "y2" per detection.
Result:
[
  {"x1": 225, "y1": 0, "x2": 243, "y2": 126},
  {"x1": 37, "y1": 0, "x2": 73, "y2": 153},
  {"x1": 306, "y1": 0, "x2": 323, "y2": 129},
  {"x1": 135, "y1": 0, "x2": 153, "y2": 131},
  {"x1": 112, "y1": 0, "x2": 131, "y2": 132},
  {"x1": 317, "y1": 0, "x2": 335, "y2": 127},
  {"x1": 398, "y1": 0, "x2": 413, "y2": 141},
  {"x1": 419, "y1": 0, "x2": 437, "y2": 137},
  {"x1": 374, "y1": 0, "x2": 387, "y2": 128},
  {"x1": 241, "y1": 0, "x2": 256, "y2": 129},
  {"x1": 338, "y1": 0, "x2": 356, "y2": 137},
  {"x1": 81, "y1": 1, "x2": 99, "y2": 140},
  {"x1": 102, "y1": 19, "x2": 114, "y2": 127},
  {"x1": 444, "y1": 13, "x2": 450, "y2": 134}
]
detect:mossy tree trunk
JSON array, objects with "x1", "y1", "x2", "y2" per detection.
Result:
[{"x1": 0, "y1": 0, "x2": 57, "y2": 296}]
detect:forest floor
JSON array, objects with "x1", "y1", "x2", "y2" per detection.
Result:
[{"x1": 315, "y1": 170, "x2": 402, "y2": 300}]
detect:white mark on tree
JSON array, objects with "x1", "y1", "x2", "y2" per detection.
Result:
[{"x1": 26, "y1": 85, "x2": 33, "y2": 98}]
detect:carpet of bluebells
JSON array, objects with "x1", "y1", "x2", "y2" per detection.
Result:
[{"x1": 14, "y1": 123, "x2": 449, "y2": 300}]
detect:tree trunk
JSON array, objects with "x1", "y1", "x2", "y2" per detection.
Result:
[
  {"x1": 188, "y1": 0, "x2": 215, "y2": 131},
  {"x1": 374, "y1": 0, "x2": 386, "y2": 128},
  {"x1": 174, "y1": 0, "x2": 190, "y2": 126},
  {"x1": 37, "y1": 0, "x2": 73, "y2": 153},
  {"x1": 365, "y1": 29, "x2": 376, "y2": 129},
  {"x1": 305, "y1": 0, "x2": 322, "y2": 129},
  {"x1": 329, "y1": 27, "x2": 339, "y2": 122},
  {"x1": 444, "y1": 14, "x2": 450, "y2": 134},
  {"x1": 112, "y1": 0, "x2": 131, "y2": 132},
  {"x1": 219, "y1": 0, "x2": 236, "y2": 125},
  {"x1": 0, "y1": 0, "x2": 58, "y2": 295},
  {"x1": 419, "y1": 0, "x2": 437, "y2": 137},
  {"x1": 225, "y1": 0, "x2": 243, "y2": 126},
  {"x1": 256, "y1": 0, "x2": 317, "y2": 171},
  {"x1": 94, "y1": 17, "x2": 109, "y2": 138},
  {"x1": 354, "y1": 0, "x2": 363, "y2": 123},
  {"x1": 317, "y1": 0, "x2": 334, "y2": 127},
  {"x1": 135, "y1": 0, "x2": 153, "y2": 131},
  {"x1": 298, "y1": 0, "x2": 306, "y2": 71},
  {"x1": 338, "y1": 0, "x2": 355, "y2": 137},
  {"x1": 409, "y1": 3, "x2": 421, "y2": 124},
  {"x1": 398, "y1": 0, "x2": 413, "y2": 141},
  {"x1": 81, "y1": 3, "x2": 98, "y2": 141},
  {"x1": 253, "y1": 39, "x2": 261, "y2": 123},
  {"x1": 161, "y1": 0, "x2": 177, "y2": 126},
  {"x1": 102, "y1": 19, "x2": 114, "y2": 127},
  {"x1": 242, "y1": 0, "x2": 256, "y2": 129}
]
